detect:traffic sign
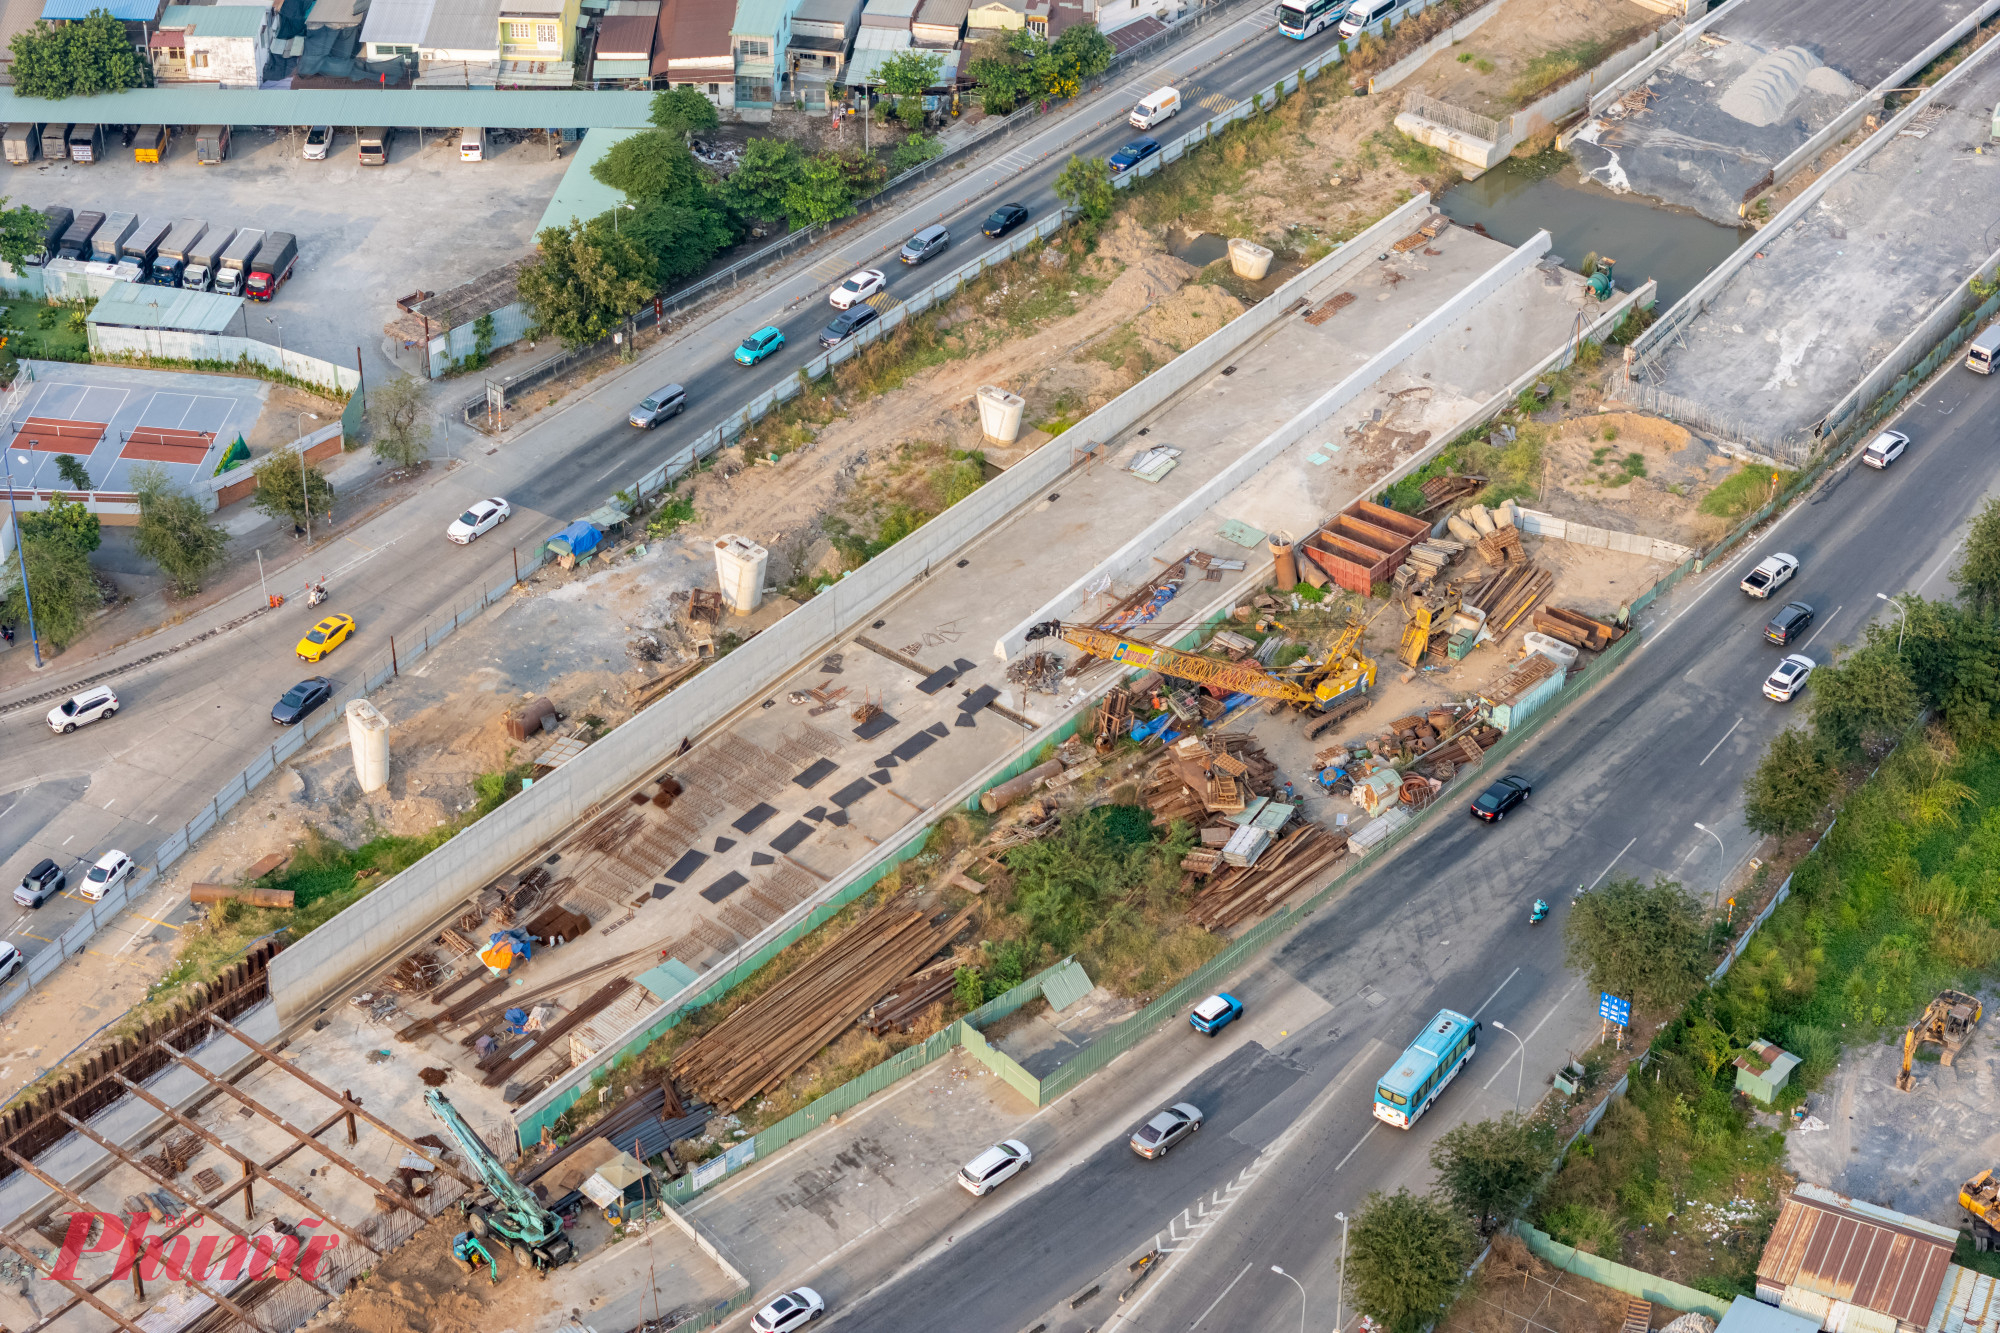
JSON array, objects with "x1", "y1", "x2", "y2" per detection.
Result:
[{"x1": 1599, "y1": 993, "x2": 1631, "y2": 1025}]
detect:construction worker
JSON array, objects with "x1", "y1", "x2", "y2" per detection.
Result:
[{"x1": 452, "y1": 1231, "x2": 501, "y2": 1284}]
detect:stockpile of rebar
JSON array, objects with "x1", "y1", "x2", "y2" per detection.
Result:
[
  {"x1": 1142, "y1": 734, "x2": 1275, "y2": 826},
  {"x1": 1466, "y1": 561, "x2": 1552, "y2": 635},
  {"x1": 1185, "y1": 825, "x2": 1347, "y2": 931},
  {"x1": 1533, "y1": 606, "x2": 1625, "y2": 652},
  {"x1": 1006, "y1": 650, "x2": 1068, "y2": 695},
  {"x1": 673, "y1": 904, "x2": 976, "y2": 1109},
  {"x1": 865, "y1": 959, "x2": 959, "y2": 1034}
]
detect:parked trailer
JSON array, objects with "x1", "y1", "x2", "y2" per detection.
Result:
[
  {"x1": 244, "y1": 230, "x2": 297, "y2": 302},
  {"x1": 57, "y1": 210, "x2": 104, "y2": 261},
  {"x1": 114, "y1": 217, "x2": 171, "y2": 282},
  {"x1": 65, "y1": 124, "x2": 102, "y2": 163},
  {"x1": 133, "y1": 124, "x2": 166, "y2": 163},
  {"x1": 91, "y1": 211, "x2": 138, "y2": 265},
  {"x1": 3, "y1": 123, "x2": 41, "y2": 165},
  {"x1": 181, "y1": 226, "x2": 233, "y2": 291},
  {"x1": 40, "y1": 123, "x2": 68, "y2": 161},
  {"x1": 195, "y1": 125, "x2": 229, "y2": 164},
  {"x1": 213, "y1": 227, "x2": 264, "y2": 297},
  {"x1": 26, "y1": 205, "x2": 70, "y2": 266},
  {"x1": 152, "y1": 218, "x2": 207, "y2": 286}
]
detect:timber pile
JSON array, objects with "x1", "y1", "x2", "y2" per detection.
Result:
[
  {"x1": 1401, "y1": 539, "x2": 1466, "y2": 580},
  {"x1": 1477, "y1": 526, "x2": 1524, "y2": 565},
  {"x1": 1466, "y1": 561, "x2": 1552, "y2": 635},
  {"x1": 1096, "y1": 687, "x2": 1132, "y2": 751},
  {"x1": 1533, "y1": 606, "x2": 1625, "y2": 651},
  {"x1": 865, "y1": 960, "x2": 958, "y2": 1034},
  {"x1": 1142, "y1": 734, "x2": 1275, "y2": 826},
  {"x1": 673, "y1": 904, "x2": 976, "y2": 1109},
  {"x1": 1417, "y1": 474, "x2": 1486, "y2": 515},
  {"x1": 1186, "y1": 825, "x2": 1347, "y2": 930}
]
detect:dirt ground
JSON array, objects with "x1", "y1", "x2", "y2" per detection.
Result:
[
  {"x1": 1536, "y1": 409, "x2": 1747, "y2": 548},
  {"x1": 1445, "y1": 1230, "x2": 1693, "y2": 1333},
  {"x1": 1419, "y1": 0, "x2": 1673, "y2": 119}
]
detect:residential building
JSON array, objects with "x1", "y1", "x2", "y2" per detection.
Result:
[
  {"x1": 964, "y1": 0, "x2": 1021, "y2": 31},
  {"x1": 38, "y1": 0, "x2": 164, "y2": 69},
  {"x1": 152, "y1": 3, "x2": 273, "y2": 84},
  {"x1": 728, "y1": 0, "x2": 798, "y2": 106},
  {"x1": 499, "y1": 0, "x2": 578, "y2": 82},
  {"x1": 591, "y1": 0, "x2": 658, "y2": 83},
  {"x1": 1022, "y1": 0, "x2": 1088, "y2": 36},
  {"x1": 363, "y1": 0, "x2": 505, "y2": 82},
  {"x1": 784, "y1": 0, "x2": 854, "y2": 96},
  {"x1": 908, "y1": 0, "x2": 961, "y2": 45},
  {"x1": 653, "y1": 0, "x2": 732, "y2": 102}
]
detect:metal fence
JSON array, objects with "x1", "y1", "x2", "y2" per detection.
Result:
[
  {"x1": 1403, "y1": 90, "x2": 1503, "y2": 140},
  {"x1": 1616, "y1": 376, "x2": 1815, "y2": 465}
]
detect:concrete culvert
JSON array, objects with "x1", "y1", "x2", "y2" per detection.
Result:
[{"x1": 1718, "y1": 46, "x2": 1821, "y2": 127}]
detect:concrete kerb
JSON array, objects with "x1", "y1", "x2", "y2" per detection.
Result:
[
  {"x1": 994, "y1": 221, "x2": 1551, "y2": 660},
  {"x1": 1628, "y1": 30, "x2": 2000, "y2": 362},
  {"x1": 1556, "y1": 0, "x2": 1751, "y2": 148}
]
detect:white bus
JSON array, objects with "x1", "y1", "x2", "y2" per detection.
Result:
[{"x1": 1276, "y1": 0, "x2": 1344, "y2": 39}]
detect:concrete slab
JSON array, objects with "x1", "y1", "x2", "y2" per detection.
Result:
[{"x1": 1645, "y1": 41, "x2": 2000, "y2": 440}]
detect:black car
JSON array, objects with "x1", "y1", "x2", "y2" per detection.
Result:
[
  {"x1": 272, "y1": 676, "x2": 334, "y2": 725},
  {"x1": 1109, "y1": 138, "x2": 1161, "y2": 173},
  {"x1": 1470, "y1": 774, "x2": 1532, "y2": 823},
  {"x1": 819, "y1": 303, "x2": 880, "y2": 348},
  {"x1": 1764, "y1": 602, "x2": 1814, "y2": 646},
  {"x1": 14, "y1": 858, "x2": 65, "y2": 908},
  {"x1": 983, "y1": 203, "x2": 1030, "y2": 238}
]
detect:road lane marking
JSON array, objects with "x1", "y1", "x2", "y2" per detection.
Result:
[
  {"x1": 1482, "y1": 981, "x2": 1582, "y2": 1090},
  {"x1": 1186, "y1": 1260, "x2": 1255, "y2": 1333},
  {"x1": 21, "y1": 932, "x2": 51, "y2": 943},
  {"x1": 1471, "y1": 967, "x2": 1519, "y2": 1020},
  {"x1": 1918, "y1": 537, "x2": 1966, "y2": 595},
  {"x1": 1699, "y1": 718, "x2": 1742, "y2": 766},
  {"x1": 1588, "y1": 837, "x2": 1636, "y2": 891},
  {"x1": 1798, "y1": 606, "x2": 1839, "y2": 650},
  {"x1": 1334, "y1": 1123, "x2": 1375, "y2": 1171}
]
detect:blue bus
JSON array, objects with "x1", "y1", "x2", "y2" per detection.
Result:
[
  {"x1": 1275, "y1": 0, "x2": 1344, "y2": 38},
  {"x1": 1373, "y1": 1009, "x2": 1479, "y2": 1129}
]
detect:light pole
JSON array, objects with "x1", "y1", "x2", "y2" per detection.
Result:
[
  {"x1": 1334, "y1": 1211, "x2": 1350, "y2": 1333},
  {"x1": 296, "y1": 412, "x2": 318, "y2": 542},
  {"x1": 612, "y1": 202, "x2": 636, "y2": 234},
  {"x1": 2, "y1": 449, "x2": 44, "y2": 666},
  {"x1": 1694, "y1": 821, "x2": 1727, "y2": 916},
  {"x1": 1876, "y1": 592, "x2": 1907, "y2": 652},
  {"x1": 1270, "y1": 1266, "x2": 1306, "y2": 1333},
  {"x1": 1491, "y1": 1020, "x2": 1527, "y2": 1114},
  {"x1": 266, "y1": 315, "x2": 284, "y2": 355}
]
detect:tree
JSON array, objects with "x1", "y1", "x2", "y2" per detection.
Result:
[
  {"x1": 783, "y1": 152, "x2": 862, "y2": 227},
  {"x1": 626, "y1": 198, "x2": 738, "y2": 286},
  {"x1": 53, "y1": 453, "x2": 92, "y2": 490},
  {"x1": 1043, "y1": 24, "x2": 1112, "y2": 97},
  {"x1": 19, "y1": 492, "x2": 99, "y2": 554},
  {"x1": 1563, "y1": 875, "x2": 1708, "y2": 1012},
  {"x1": 0, "y1": 200, "x2": 47, "y2": 271},
  {"x1": 878, "y1": 49, "x2": 943, "y2": 130},
  {"x1": 1743, "y1": 727, "x2": 1838, "y2": 837},
  {"x1": 1054, "y1": 154, "x2": 1114, "y2": 223},
  {"x1": 1428, "y1": 1114, "x2": 1548, "y2": 1236},
  {"x1": 66, "y1": 8, "x2": 145, "y2": 95},
  {"x1": 650, "y1": 85, "x2": 720, "y2": 138},
  {"x1": 591, "y1": 130, "x2": 704, "y2": 203},
  {"x1": 0, "y1": 530, "x2": 97, "y2": 649},
  {"x1": 1955, "y1": 496, "x2": 2000, "y2": 615},
  {"x1": 965, "y1": 29, "x2": 1043, "y2": 113},
  {"x1": 365, "y1": 374, "x2": 432, "y2": 468},
  {"x1": 1347, "y1": 1189, "x2": 1478, "y2": 1333},
  {"x1": 132, "y1": 466, "x2": 228, "y2": 597},
  {"x1": 1894, "y1": 597, "x2": 2000, "y2": 734},
  {"x1": 518, "y1": 220, "x2": 657, "y2": 349},
  {"x1": 8, "y1": 21, "x2": 70, "y2": 98},
  {"x1": 890, "y1": 133, "x2": 942, "y2": 175},
  {"x1": 1808, "y1": 643, "x2": 1921, "y2": 756},
  {"x1": 250, "y1": 448, "x2": 336, "y2": 526},
  {"x1": 717, "y1": 137, "x2": 801, "y2": 221}
]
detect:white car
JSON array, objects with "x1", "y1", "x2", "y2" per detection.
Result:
[
  {"x1": 47, "y1": 686, "x2": 118, "y2": 734},
  {"x1": 750, "y1": 1288, "x2": 823, "y2": 1333},
  {"x1": 1862, "y1": 430, "x2": 1908, "y2": 469},
  {"x1": 303, "y1": 126, "x2": 332, "y2": 160},
  {"x1": 828, "y1": 268, "x2": 885, "y2": 310},
  {"x1": 1764, "y1": 653, "x2": 1814, "y2": 702},
  {"x1": 1740, "y1": 553, "x2": 1798, "y2": 598},
  {"x1": 0, "y1": 942, "x2": 20, "y2": 983},
  {"x1": 958, "y1": 1139, "x2": 1032, "y2": 1196},
  {"x1": 446, "y1": 497, "x2": 511, "y2": 544},
  {"x1": 79, "y1": 850, "x2": 134, "y2": 902}
]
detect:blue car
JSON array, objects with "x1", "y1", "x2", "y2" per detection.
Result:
[
  {"x1": 1190, "y1": 992, "x2": 1243, "y2": 1036},
  {"x1": 735, "y1": 325, "x2": 784, "y2": 365},
  {"x1": 1110, "y1": 138, "x2": 1161, "y2": 173}
]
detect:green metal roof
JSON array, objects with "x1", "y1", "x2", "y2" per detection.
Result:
[
  {"x1": 0, "y1": 87, "x2": 656, "y2": 127},
  {"x1": 536, "y1": 125, "x2": 645, "y2": 234},
  {"x1": 88, "y1": 283, "x2": 244, "y2": 334},
  {"x1": 590, "y1": 57, "x2": 651, "y2": 76},
  {"x1": 160, "y1": 3, "x2": 271, "y2": 37},
  {"x1": 731, "y1": 0, "x2": 796, "y2": 35}
]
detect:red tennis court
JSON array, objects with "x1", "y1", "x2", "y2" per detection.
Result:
[
  {"x1": 11, "y1": 417, "x2": 107, "y2": 451},
  {"x1": 120, "y1": 425, "x2": 216, "y2": 465}
]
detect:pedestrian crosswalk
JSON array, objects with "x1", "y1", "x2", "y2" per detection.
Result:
[
  {"x1": 863, "y1": 291, "x2": 902, "y2": 312},
  {"x1": 807, "y1": 253, "x2": 854, "y2": 282},
  {"x1": 1198, "y1": 92, "x2": 1238, "y2": 112},
  {"x1": 995, "y1": 146, "x2": 1041, "y2": 172}
]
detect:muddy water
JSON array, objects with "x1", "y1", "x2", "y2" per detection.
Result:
[
  {"x1": 1166, "y1": 229, "x2": 1232, "y2": 268},
  {"x1": 1439, "y1": 156, "x2": 1752, "y2": 309}
]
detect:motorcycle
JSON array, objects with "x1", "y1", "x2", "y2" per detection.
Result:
[
  {"x1": 306, "y1": 579, "x2": 328, "y2": 608},
  {"x1": 1529, "y1": 899, "x2": 1549, "y2": 925}
]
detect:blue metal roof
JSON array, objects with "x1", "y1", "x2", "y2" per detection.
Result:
[
  {"x1": 41, "y1": 0, "x2": 161, "y2": 17},
  {"x1": 0, "y1": 87, "x2": 655, "y2": 127}
]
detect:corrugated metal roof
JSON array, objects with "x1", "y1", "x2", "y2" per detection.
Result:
[
  {"x1": 661, "y1": 0, "x2": 730, "y2": 60},
  {"x1": 1715, "y1": 1297, "x2": 1820, "y2": 1333},
  {"x1": 790, "y1": 0, "x2": 850, "y2": 21},
  {"x1": 536, "y1": 124, "x2": 644, "y2": 233},
  {"x1": 42, "y1": 0, "x2": 163, "y2": 19},
  {"x1": 595, "y1": 11, "x2": 654, "y2": 53},
  {"x1": 1934, "y1": 1265, "x2": 2000, "y2": 1333},
  {"x1": 1757, "y1": 1190, "x2": 1955, "y2": 1328},
  {"x1": 730, "y1": 0, "x2": 793, "y2": 35},
  {"x1": 911, "y1": 0, "x2": 964, "y2": 29},
  {"x1": 0, "y1": 87, "x2": 654, "y2": 125},
  {"x1": 88, "y1": 283, "x2": 244, "y2": 333},
  {"x1": 845, "y1": 41, "x2": 951, "y2": 80},
  {"x1": 358, "y1": 0, "x2": 432, "y2": 43},
  {"x1": 423, "y1": 0, "x2": 499, "y2": 49},
  {"x1": 161, "y1": 2, "x2": 272, "y2": 37},
  {"x1": 591, "y1": 56, "x2": 649, "y2": 74}
]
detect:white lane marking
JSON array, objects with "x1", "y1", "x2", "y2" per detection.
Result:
[
  {"x1": 1334, "y1": 1123, "x2": 1375, "y2": 1171},
  {"x1": 1699, "y1": 718, "x2": 1743, "y2": 766},
  {"x1": 1482, "y1": 981, "x2": 1582, "y2": 1090},
  {"x1": 1798, "y1": 605, "x2": 1839, "y2": 650},
  {"x1": 1186, "y1": 1260, "x2": 1255, "y2": 1333},
  {"x1": 1918, "y1": 537, "x2": 1965, "y2": 595},
  {"x1": 1471, "y1": 967, "x2": 1520, "y2": 1020},
  {"x1": 1588, "y1": 837, "x2": 1636, "y2": 891}
]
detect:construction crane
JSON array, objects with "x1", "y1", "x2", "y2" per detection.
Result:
[
  {"x1": 1962, "y1": 1169, "x2": 2000, "y2": 1252},
  {"x1": 1025, "y1": 618, "x2": 1376, "y2": 738},
  {"x1": 426, "y1": 1090, "x2": 576, "y2": 1277},
  {"x1": 1894, "y1": 989, "x2": 1982, "y2": 1091}
]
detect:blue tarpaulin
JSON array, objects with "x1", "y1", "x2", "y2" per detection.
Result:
[{"x1": 547, "y1": 522, "x2": 602, "y2": 558}]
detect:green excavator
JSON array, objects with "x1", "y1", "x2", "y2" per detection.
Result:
[{"x1": 426, "y1": 1090, "x2": 575, "y2": 1278}]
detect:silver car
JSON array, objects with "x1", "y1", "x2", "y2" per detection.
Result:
[{"x1": 1129, "y1": 1102, "x2": 1203, "y2": 1159}]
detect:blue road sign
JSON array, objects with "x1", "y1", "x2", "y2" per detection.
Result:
[{"x1": 1599, "y1": 992, "x2": 1632, "y2": 1025}]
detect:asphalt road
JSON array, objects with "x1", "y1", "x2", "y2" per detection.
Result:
[
  {"x1": 824, "y1": 364, "x2": 2000, "y2": 1333},
  {"x1": 0, "y1": 10, "x2": 1347, "y2": 982}
]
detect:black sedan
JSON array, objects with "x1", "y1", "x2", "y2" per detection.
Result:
[
  {"x1": 1470, "y1": 774, "x2": 1532, "y2": 823},
  {"x1": 1109, "y1": 138, "x2": 1161, "y2": 173},
  {"x1": 272, "y1": 676, "x2": 334, "y2": 725},
  {"x1": 983, "y1": 202, "x2": 1030, "y2": 238},
  {"x1": 1764, "y1": 601, "x2": 1814, "y2": 646},
  {"x1": 818, "y1": 303, "x2": 880, "y2": 348}
]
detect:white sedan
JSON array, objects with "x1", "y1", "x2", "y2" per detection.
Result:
[
  {"x1": 828, "y1": 268, "x2": 885, "y2": 310},
  {"x1": 1764, "y1": 653, "x2": 1815, "y2": 702},
  {"x1": 750, "y1": 1288, "x2": 824, "y2": 1333},
  {"x1": 446, "y1": 497, "x2": 511, "y2": 544},
  {"x1": 79, "y1": 850, "x2": 134, "y2": 902}
]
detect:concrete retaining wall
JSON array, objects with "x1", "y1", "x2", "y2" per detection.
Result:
[
  {"x1": 994, "y1": 228, "x2": 1554, "y2": 661},
  {"x1": 1369, "y1": 0, "x2": 1515, "y2": 93},
  {"x1": 1511, "y1": 506, "x2": 1694, "y2": 562}
]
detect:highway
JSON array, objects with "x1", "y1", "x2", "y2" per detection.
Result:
[
  {"x1": 817, "y1": 362, "x2": 2000, "y2": 1333},
  {"x1": 0, "y1": 10, "x2": 1352, "y2": 995}
]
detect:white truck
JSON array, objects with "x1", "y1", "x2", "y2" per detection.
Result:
[{"x1": 1740, "y1": 553, "x2": 1798, "y2": 598}]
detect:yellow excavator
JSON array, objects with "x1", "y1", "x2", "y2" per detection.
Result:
[
  {"x1": 1025, "y1": 617, "x2": 1377, "y2": 739},
  {"x1": 1895, "y1": 989, "x2": 1982, "y2": 1091},
  {"x1": 1962, "y1": 1170, "x2": 2000, "y2": 1252}
]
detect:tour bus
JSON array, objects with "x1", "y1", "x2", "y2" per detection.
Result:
[
  {"x1": 1276, "y1": 0, "x2": 1345, "y2": 39},
  {"x1": 1373, "y1": 1009, "x2": 1478, "y2": 1129}
]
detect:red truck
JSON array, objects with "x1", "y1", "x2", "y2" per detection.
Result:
[{"x1": 245, "y1": 230, "x2": 297, "y2": 302}]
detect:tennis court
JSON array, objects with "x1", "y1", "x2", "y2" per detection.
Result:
[{"x1": 3, "y1": 367, "x2": 264, "y2": 493}]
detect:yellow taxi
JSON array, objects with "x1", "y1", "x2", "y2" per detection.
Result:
[{"x1": 296, "y1": 613, "x2": 355, "y2": 662}]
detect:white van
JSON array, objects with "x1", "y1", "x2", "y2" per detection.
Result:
[
  {"x1": 1338, "y1": 0, "x2": 1396, "y2": 38},
  {"x1": 1130, "y1": 87, "x2": 1181, "y2": 130},
  {"x1": 1968, "y1": 322, "x2": 2000, "y2": 374},
  {"x1": 460, "y1": 127, "x2": 484, "y2": 162}
]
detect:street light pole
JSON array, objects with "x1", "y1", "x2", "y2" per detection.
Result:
[
  {"x1": 1490, "y1": 1021, "x2": 1527, "y2": 1114},
  {"x1": 1876, "y1": 591, "x2": 1907, "y2": 652},
  {"x1": 2, "y1": 450, "x2": 44, "y2": 666},
  {"x1": 1334, "y1": 1212, "x2": 1350, "y2": 1333},
  {"x1": 1694, "y1": 821, "x2": 1727, "y2": 916},
  {"x1": 1270, "y1": 1266, "x2": 1306, "y2": 1333}
]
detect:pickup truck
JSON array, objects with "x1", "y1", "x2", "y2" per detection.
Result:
[{"x1": 1740, "y1": 553, "x2": 1798, "y2": 598}]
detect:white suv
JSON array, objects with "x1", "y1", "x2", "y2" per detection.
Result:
[
  {"x1": 48, "y1": 686, "x2": 118, "y2": 733},
  {"x1": 79, "y1": 850, "x2": 134, "y2": 902},
  {"x1": 958, "y1": 1139, "x2": 1032, "y2": 1196}
]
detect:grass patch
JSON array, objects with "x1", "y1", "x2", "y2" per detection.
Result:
[
  {"x1": 1374, "y1": 129, "x2": 1446, "y2": 177},
  {"x1": 1509, "y1": 38, "x2": 1612, "y2": 105},
  {"x1": 0, "y1": 296, "x2": 91, "y2": 362},
  {"x1": 1698, "y1": 465, "x2": 1796, "y2": 518}
]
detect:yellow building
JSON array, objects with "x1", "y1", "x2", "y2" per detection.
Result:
[{"x1": 499, "y1": 0, "x2": 579, "y2": 82}]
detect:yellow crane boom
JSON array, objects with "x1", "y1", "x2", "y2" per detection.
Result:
[{"x1": 1024, "y1": 619, "x2": 1375, "y2": 709}]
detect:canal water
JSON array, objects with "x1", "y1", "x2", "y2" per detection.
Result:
[{"x1": 1439, "y1": 154, "x2": 1753, "y2": 309}]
